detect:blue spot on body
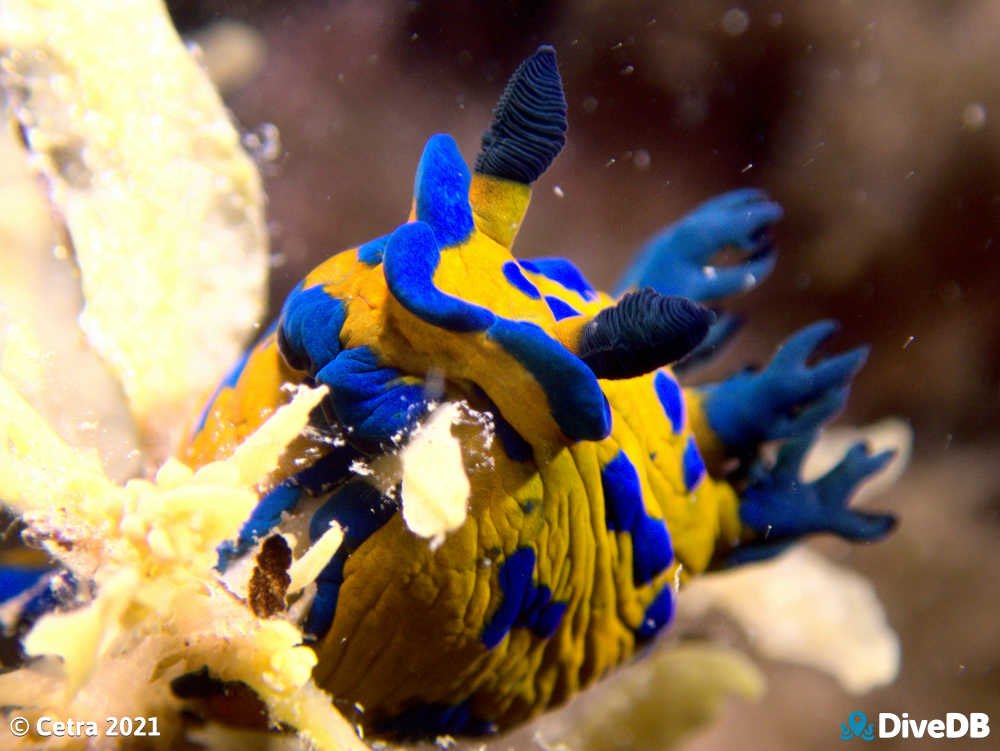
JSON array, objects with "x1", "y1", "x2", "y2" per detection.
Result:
[
  {"x1": 317, "y1": 346, "x2": 430, "y2": 450},
  {"x1": 378, "y1": 700, "x2": 497, "y2": 738},
  {"x1": 414, "y1": 134, "x2": 475, "y2": 248},
  {"x1": 0, "y1": 566, "x2": 50, "y2": 602},
  {"x1": 636, "y1": 584, "x2": 675, "y2": 642},
  {"x1": 384, "y1": 222, "x2": 495, "y2": 333},
  {"x1": 521, "y1": 257, "x2": 597, "y2": 301},
  {"x1": 304, "y1": 481, "x2": 398, "y2": 640},
  {"x1": 544, "y1": 295, "x2": 580, "y2": 321},
  {"x1": 216, "y1": 482, "x2": 302, "y2": 570},
  {"x1": 474, "y1": 387, "x2": 533, "y2": 462},
  {"x1": 601, "y1": 451, "x2": 674, "y2": 585},
  {"x1": 16, "y1": 570, "x2": 81, "y2": 631},
  {"x1": 216, "y1": 448, "x2": 361, "y2": 571},
  {"x1": 502, "y1": 261, "x2": 541, "y2": 298},
  {"x1": 481, "y1": 547, "x2": 568, "y2": 649},
  {"x1": 654, "y1": 371, "x2": 684, "y2": 434},
  {"x1": 493, "y1": 411, "x2": 534, "y2": 462},
  {"x1": 487, "y1": 318, "x2": 610, "y2": 442},
  {"x1": 293, "y1": 446, "x2": 362, "y2": 494},
  {"x1": 221, "y1": 349, "x2": 254, "y2": 390},
  {"x1": 683, "y1": 436, "x2": 706, "y2": 491},
  {"x1": 279, "y1": 283, "x2": 347, "y2": 373},
  {"x1": 358, "y1": 234, "x2": 390, "y2": 265}
]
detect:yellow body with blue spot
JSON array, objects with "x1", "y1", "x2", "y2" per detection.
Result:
[{"x1": 182, "y1": 46, "x2": 895, "y2": 738}]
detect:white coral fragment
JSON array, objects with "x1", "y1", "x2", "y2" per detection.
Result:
[
  {"x1": 288, "y1": 521, "x2": 344, "y2": 595},
  {"x1": 400, "y1": 402, "x2": 471, "y2": 550}
]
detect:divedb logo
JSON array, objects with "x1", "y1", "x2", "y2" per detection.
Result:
[{"x1": 841, "y1": 711, "x2": 990, "y2": 741}]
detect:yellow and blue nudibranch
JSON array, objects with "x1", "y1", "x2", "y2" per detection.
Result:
[
  {"x1": 183, "y1": 46, "x2": 897, "y2": 737},
  {"x1": 3, "y1": 46, "x2": 897, "y2": 739}
]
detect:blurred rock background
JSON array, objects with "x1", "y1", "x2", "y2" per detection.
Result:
[{"x1": 169, "y1": 1, "x2": 999, "y2": 748}]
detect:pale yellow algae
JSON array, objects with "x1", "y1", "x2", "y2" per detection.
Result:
[
  {"x1": 514, "y1": 644, "x2": 764, "y2": 751},
  {"x1": 0, "y1": 380, "x2": 366, "y2": 750},
  {"x1": 0, "y1": 119, "x2": 141, "y2": 480},
  {"x1": 682, "y1": 546, "x2": 900, "y2": 694},
  {"x1": 679, "y1": 421, "x2": 910, "y2": 695},
  {"x1": 0, "y1": 0, "x2": 269, "y2": 454}
]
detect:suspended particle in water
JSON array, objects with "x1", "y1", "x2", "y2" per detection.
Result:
[
  {"x1": 242, "y1": 122, "x2": 281, "y2": 162},
  {"x1": 721, "y1": 8, "x2": 750, "y2": 36},
  {"x1": 962, "y1": 102, "x2": 987, "y2": 130}
]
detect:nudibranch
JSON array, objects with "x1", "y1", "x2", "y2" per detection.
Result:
[{"x1": 182, "y1": 46, "x2": 896, "y2": 738}]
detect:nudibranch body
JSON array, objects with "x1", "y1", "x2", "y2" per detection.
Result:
[{"x1": 184, "y1": 46, "x2": 896, "y2": 738}]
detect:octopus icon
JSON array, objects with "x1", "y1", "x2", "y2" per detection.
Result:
[{"x1": 841, "y1": 711, "x2": 877, "y2": 741}]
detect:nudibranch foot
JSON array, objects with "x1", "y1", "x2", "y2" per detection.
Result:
[{"x1": 615, "y1": 188, "x2": 783, "y2": 301}]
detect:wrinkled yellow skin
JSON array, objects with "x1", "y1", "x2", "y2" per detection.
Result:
[{"x1": 184, "y1": 171, "x2": 743, "y2": 733}]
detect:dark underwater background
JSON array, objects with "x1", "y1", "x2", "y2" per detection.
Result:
[{"x1": 167, "y1": 1, "x2": 1000, "y2": 748}]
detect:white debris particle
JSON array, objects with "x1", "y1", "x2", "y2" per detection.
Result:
[
  {"x1": 721, "y1": 8, "x2": 750, "y2": 36},
  {"x1": 349, "y1": 459, "x2": 374, "y2": 476},
  {"x1": 855, "y1": 58, "x2": 882, "y2": 87},
  {"x1": 287, "y1": 522, "x2": 343, "y2": 594},
  {"x1": 242, "y1": 122, "x2": 281, "y2": 163},
  {"x1": 400, "y1": 402, "x2": 470, "y2": 550},
  {"x1": 962, "y1": 102, "x2": 987, "y2": 130},
  {"x1": 553, "y1": 185, "x2": 564, "y2": 198},
  {"x1": 902, "y1": 335, "x2": 915, "y2": 349}
]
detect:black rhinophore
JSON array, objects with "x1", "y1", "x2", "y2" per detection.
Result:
[
  {"x1": 579, "y1": 288, "x2": 715, "y2": 380},
  {"x1": 475, "y1": 45, "x2": 567, "y2": 185}
]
